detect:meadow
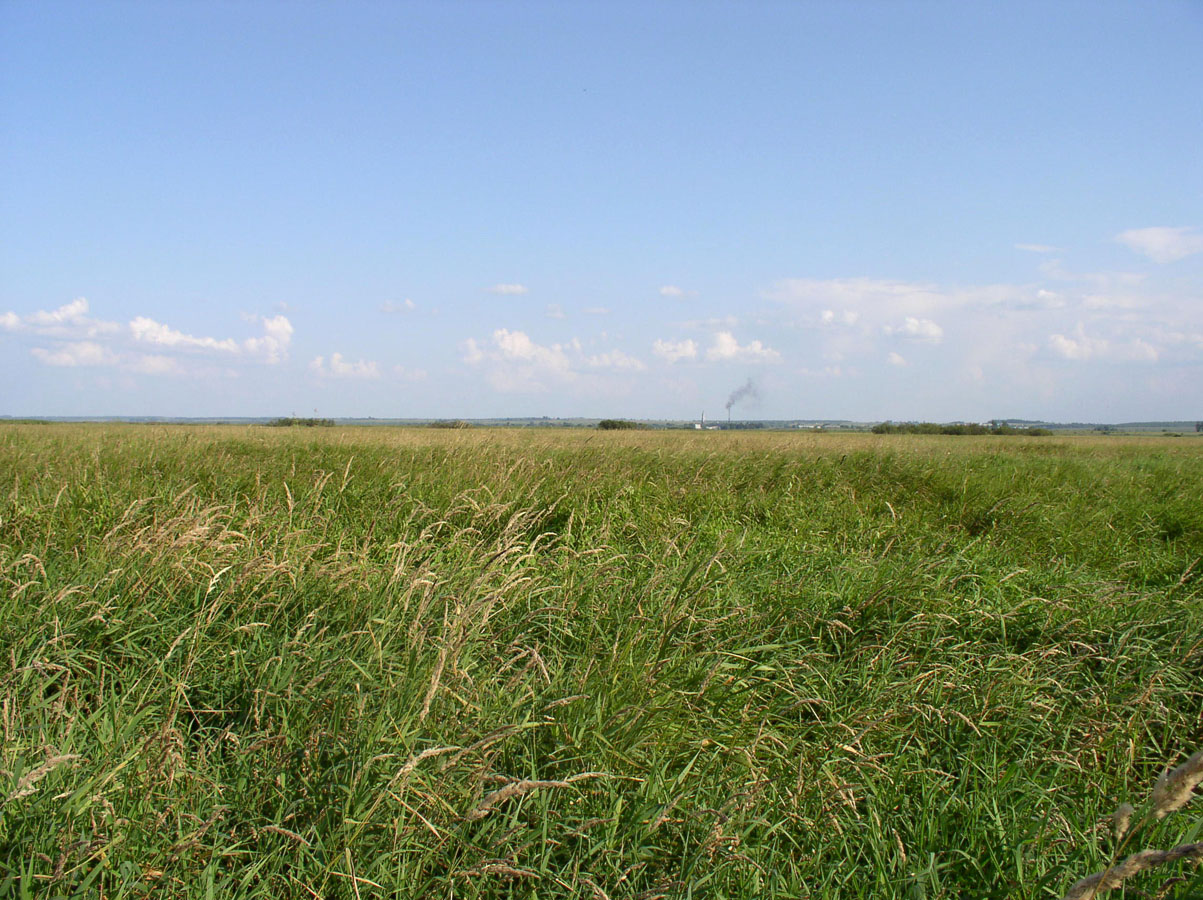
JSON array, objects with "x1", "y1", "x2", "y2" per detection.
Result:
[{"x1": 1, "y1": 425, "x2": 1200, "y2": 899}]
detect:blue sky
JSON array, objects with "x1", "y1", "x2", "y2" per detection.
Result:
[{"x1": 2, "y1": 1, "x2": 1201, "y2": 421}]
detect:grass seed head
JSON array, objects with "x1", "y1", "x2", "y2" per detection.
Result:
[{"x1": 1151, "y1": 748, "x2": 1203, "y2": 820}]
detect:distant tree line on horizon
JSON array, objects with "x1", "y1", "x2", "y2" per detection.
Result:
[
  {"x1": 265, "y1": 417, "x2": 335, "y2": 428},
  {"x1": 871, "y1": 422, "x2": 1053, "y2": 436}
]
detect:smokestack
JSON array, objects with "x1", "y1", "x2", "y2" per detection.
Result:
[{"x1": 724, "y1": 378, "x2": 760, "y2": 425}]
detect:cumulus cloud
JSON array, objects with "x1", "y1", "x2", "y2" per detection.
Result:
[
  {"x1": 130, "y1": 317, "x2": 240, "y2": 353},
  {"x1": 30, "y1": 341, "x2": 118, "y2": 367},
  {"x1": 1049, "y1": 325, "x2": 1159, "y2": 363},
  {"x1": 819, "y1": 309, "x2": 860, "y2": 326},
  {"x1": 652, "y1": 338, "x2": 698, "y2": 363},
  {"x1": 492, "y1": 328, "x2": 572, "y2": 372},
  {"x1": 488, "y1": 283, "x2": 529, "y2": 295},
  {"x1": 309, "y1": 353, "x2": 381, "y2": 379},
  {"x1": 130, "y1": 313, "x2": 292, "y2": 363},
  {"x1": 461, "y1": 328, "x2": 575, "y2": 392},
  {"x1": 462, "y1": 328, "x2": 647, "y2": 391},
  {"x1": 2, "y1": 297, "x2": 120, "y2": 338},
  {"x1": 1115, "y1": 227, "x2": 1203, "y2": 264},
  {"x1": 659, "y1": 285, "x2": 685, "y2": 298},
  {"x1": 242, "y1": 315, "x2": 293, "y2": 363},
  {"x1": 9, "y1": 299, "x2": 293, "y2": 378},
  {"x1": 706, "y1": 331, "x2": 781, "y2": 363},
  {"x1": 887, "y1": 352, "x2": 907, "y2": 366},
  {"x1": 886, "y1": 317, "x2": 944, "y2": 343}
]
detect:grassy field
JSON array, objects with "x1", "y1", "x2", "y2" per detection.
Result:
[{"x1": 1, "y1": 425, "x2": 1201, "y2": 899}]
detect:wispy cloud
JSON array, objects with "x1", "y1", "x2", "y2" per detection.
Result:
[
  {"x1": 488, "y1": 283, "x2": 529, "y2": 295},
  {"x1": 887, "y1": 351, "x2": 907, "y2": 366},
  {"x1": 1015, "y1": 243, "x2": 1060, "y2": 254},
  {"x1": 1115, "y1": 227, "x2": 1203, "y2": 264},
  {"x1": 380, "y1": 298, "x2": 416, "y2": 313},
  {"x1": 545, "y1": 303, "x2": 565, "y2": 319},
  {"x1": 587, "y1": 349, "x2": 645, "y2": 371},
  {"x1": 30, "y1": 341, "x2": 118, "y2": 367},
  {"x1": 309, "y1": 353, "x2": 381, "y2": 378}
]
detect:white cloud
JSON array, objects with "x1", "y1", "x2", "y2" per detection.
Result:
[
  {"x1": 545, "y1": 303, "x2": 565, "y2": 319},
  {"x1": 583, "y1": 307, "x2": 610, "y2": 316},
  {"x1": 1015, "y1": 243, "x2": 1060, "y2": 254},
  {"x1": 1049, "y1": 330, "x2": 1105, "y2": 361},
  {"x1": 887, "y1": 352, "x2": 907, "y2": 366},
  {"x1": 242, "y1": 315, "x2": 294, "y2": 363},
  {"x1": 130, "y1": 317, "x2": 240, "y2": 353},
  {"x1": 1116, "y1": 227, "x2": 1203, "y2": 264},
  {"x1": 770, "y1": 278, "x2": 948, "y2": 316},
  {"x1": 130, "y1": 313, "x2": 292, "y2": 363},
  {"x1": 31, "y1": 341, "x2": 118, "y2": 367},
  {"x1": 463, "y1": 328, "x2": 646, "y2": 391},
  {"x1": 1049, "y1": 325, "x2": 1159, "y2": 363},
  {"x1": 30, "y1": 297, "x2": 90, "y2": 327},
  {"x1": 309, "y1": 352, "x2": 381, "y2": 379},
  {"x1": 380, "y1": 299, "x2": 416, "y2": 313},
  {"x1": 587, "y1": 349, "x2": 645, "y2": 371},
  {"x1": 819, "y1": 309, "x2": 860, "y2": 326},
  {"x1": 659, "y1": 285, "x2": 685, "y2": 298},
  {"x1": 886, "y1": 316, "x2": 944, "y2": 343},
  {"x1": 492, "y1": 328, "x2": 572, "y2": 372},
  {"x1": 462, "y1": 328, "x2": 575, "y2": 392},
  {"x1": 706, "y1": 331, "x2": 781, "y2": 363},
  {"x1": 652, "y1": 338, "x2": 698, "y2": 363},
  {"x1": 3, "y1": 297, "x2": 120, "y2": 338},
  {"x1": 488, "y1": 283, "x2": 529, "y2": 295},
  {"x1": 461, "y1": 337, "x2": 484, "y2": 364}
]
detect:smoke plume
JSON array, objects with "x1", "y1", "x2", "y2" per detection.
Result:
[{"x1": 725, "y1": 378, "x2": 760, "y2": 412}]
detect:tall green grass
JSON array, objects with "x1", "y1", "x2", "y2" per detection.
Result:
[{"x1": 1, "y1": 426, "x2": 1200, "y2": 898}]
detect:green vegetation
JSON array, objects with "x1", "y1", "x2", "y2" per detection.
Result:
[
  {"x1": 871, "y1": 422, "x2": 1054, "y2": 436},
  {"x1": 596, "y1": 419, "x2": 646, "y2": 430},
  {"x1": 265, "y1": 417, "x2": 336, "y2": 428},
  {"x1": 1, "y1": 426, "x2": 1201, "y2": 898}
]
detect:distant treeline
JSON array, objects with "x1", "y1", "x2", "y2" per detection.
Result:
[
  {"x1": 872, "y1": 422, "x2": 1053, "y2": 436},
  {"x1": 597, "y1": 419, "x2": 649, "y2": 430},
  {"x1": 265, "y1": 417, "x2": 335, "y2": 428}
]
